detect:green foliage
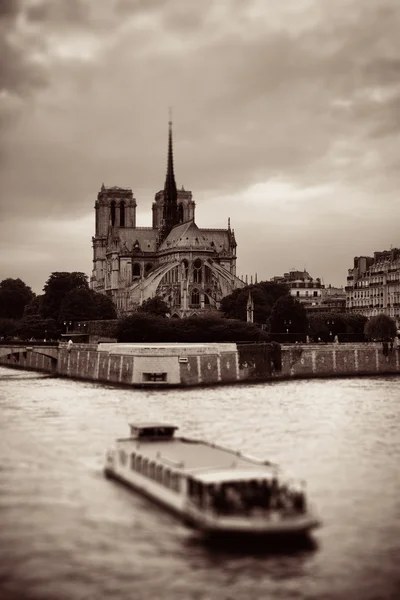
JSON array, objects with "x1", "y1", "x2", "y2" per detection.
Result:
[
  {"x1": 364, "y1": 314, "x2": 397, "y2": 341},
  {"x1": 41, "y1": 272, "x2": 89, "y2": 320},
  {"x1": 92, "y1": 292, "x2": 117, "y2": 320},
  {"x1": 308, "y1": 312, "x2": 346, "y2": 340},
  {"x1": 268, "y1": 295, "x2": 309, "y2": 335},
  {"x1": 139, "y1": 296, "x2": 170, "y2": 318},
  {"x1": 17, "y1": 316, "x2": 60, "y2": 340},
  {"x1": 345, "y1": 313, "x2": 368, "y2": 336},
  {"x1": 220, "y1": 281, "x2": 289, "y2": 323},
  {"x1": 0, "y1": 318, "x2": 19, "y2": 338},
  {"x1": 308, "y1": 312, "x2": 368, "y2": 342},
  {"x1": 117, "y1": 313, "x2": 171, "y2": 343},
  {"x1": 117, "y1": 314, "x2": 270, "y2": 343},
  {"x1": 0, "y1": 278, "x2": 35, "y2": 319},
  {"x1": 23, "y1": 295, "x2": 44, "y2": 317},
  {"x1": 58, "y1": 289, "x2": 116, "y2": 322},
  {"x1": 59, "y1": 288, "x2": 96, "y2": 321}
]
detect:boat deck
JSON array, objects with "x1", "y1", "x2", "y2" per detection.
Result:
[{"x1": 117, "y1": 436, "x2": 275, "y2": 478}]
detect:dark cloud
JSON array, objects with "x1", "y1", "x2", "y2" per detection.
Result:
[
  {"x1": 26, "y1": 0, "x2": 91, "y2": 25},
  {"x1": 1, "y1": 0, "x2": 399, "y2": 292},
  {"x1": 0, "y1": 2, "x2": 43, "y2": 97},
  {"x1": 0, "y1": 0, "x2": 21, "y2": 18}
]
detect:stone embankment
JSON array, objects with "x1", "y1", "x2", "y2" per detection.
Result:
[{"x1": 0, "y1": 341, "x2": 399, "y2": 387}]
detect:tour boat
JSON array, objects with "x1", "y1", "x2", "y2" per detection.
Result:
[{"x1": 104, "y1": 423, "x2": 321, "y2": 538}]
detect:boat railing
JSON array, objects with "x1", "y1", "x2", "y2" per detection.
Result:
[
  {"x1": 156, "y1": 453, "x2": 184, "y2": 468},
  {"x1": 242, "y1": 453, "x2": 280, "y2": 469}
]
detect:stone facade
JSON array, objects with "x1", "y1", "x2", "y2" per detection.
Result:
[
  {"x1": 270, "y1": 270, "x2": 324, "y2": 309},
  {"x1": 90, "y1": 123, "x2": 244, "y2": 316},
  {"x1": 2, "y1": 342, "x2": 399, "y2": 387},
  {"x1": 346, "y1": 248, "x2": 400, "y2": 326}
]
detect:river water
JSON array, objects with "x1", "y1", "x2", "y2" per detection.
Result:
[{"x1": 0, "y1": 367, "x2": 399, "y2": 600}]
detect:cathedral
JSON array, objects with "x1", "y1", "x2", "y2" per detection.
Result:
[{"x1": 90, "y1": 121, "x2": 244, "y2": 316}]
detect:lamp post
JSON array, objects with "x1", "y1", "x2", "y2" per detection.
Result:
[
  {"x1": 284, "y1": 319, "x2": 292, "y2": 341},
  {"x1": 327, "y1": 319, "x2": 334, "y2": 342},
  {"x1": 63, "y1": 321, "x2": 72, "y2": 333}
]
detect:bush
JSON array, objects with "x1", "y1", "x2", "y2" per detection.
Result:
[
  {"x1": 116, "y1": 314, "x2": 271, "y2": 343},
  {"x1": 364, "y1": 314, "x2": 397, "y2": 341}
]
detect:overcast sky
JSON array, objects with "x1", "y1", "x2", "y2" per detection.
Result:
[{"x1": 1, "y1": 0, "x2": 399, "y2": 294}]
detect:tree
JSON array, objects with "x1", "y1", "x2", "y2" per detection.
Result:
[
  {"x1": 92, "y1": 291, "x2": 117, "y2": 319},
  {"x1": 139, "y1": 296, "x2": 170, "y2": 318},
  {"x1": 308, "y1": 312, "x2": 347, "y2": 342},
  {"x1": 59, "y1": 288, "x2": 97, "y2": 321},
  {"x1": 17, "y1": 316, "x2": 61, "y2": 340},
  {"x1": 268, "y1": 295, "x2": 309, "y2": 339},
  {"x1": 116, "y1": 313, "x2": 271, "y2": 343},
  {"x1": 23, "y1": 295, "x2": 44, "y2": 317},
  {"x1": 220, "y1": 281, "x2": 289, "y2": 322},
  {"x1": 117, "y1": 313, "x2": 171, "y2": 343},
  {"x1": 41, "y1": 272, "x2": 89, "y2": 320},
  {"x1": 364, "y1": 314, "x2": 397, "y2": 341},
  {"x1": 344, "y1": 314, "x2": 368, "y2": 340},
  {"x1": 0, "y1": 278, "x2": 34, "y2": 319},
  {"x1": 59, "y1": 288, "x2": 117, "y2": 321},
  {"x1": 0, "y1": 318, "x2": 19, "y2": 339}
]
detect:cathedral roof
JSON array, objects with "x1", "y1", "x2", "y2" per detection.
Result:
[
  {"x1": 118, "y1": 227, "x2": 158, "y2": 253},
  {"x1": 201, "y1": 228, "x2": 232, "y2": 253},
  {"x1": 158, "y1": 220, "x2": 213, "y2": 251}
]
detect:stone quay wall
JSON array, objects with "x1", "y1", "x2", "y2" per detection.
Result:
[{"x1": 0, "y1": 342, "x2": 399, "y2": 387}]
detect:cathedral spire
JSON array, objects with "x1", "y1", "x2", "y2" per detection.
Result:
[{"x1": 159, "y1": 115, "x2": 178, "y2": 243}]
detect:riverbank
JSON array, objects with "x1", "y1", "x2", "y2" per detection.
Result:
[{"x1": 1, "y1": 341, "x2": 398, "y2": 386}]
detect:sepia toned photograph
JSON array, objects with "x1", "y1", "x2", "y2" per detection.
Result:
[{"x1": 1, "y1": 1, "x2": 399, "y2": 599}]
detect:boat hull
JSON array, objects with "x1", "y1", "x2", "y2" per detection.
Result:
[{"x1": 104, "y1": 466, "x2": 320, "y2": 539}]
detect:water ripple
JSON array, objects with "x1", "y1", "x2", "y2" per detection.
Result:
[{"x1": 1, "y1": 368, "x2": 400, "y2": 600}]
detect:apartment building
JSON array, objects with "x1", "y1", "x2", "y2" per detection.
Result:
[{"x1": 346, "y1": 248, "x2": 400, "y2": 325}]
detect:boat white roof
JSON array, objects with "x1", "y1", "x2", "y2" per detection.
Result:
[
  {"x1": 117, "y1": 435, "x2": 277, "y2": 479},
  {"x1": 193, "y1": 468, "x2": 276, "y2": 484}
]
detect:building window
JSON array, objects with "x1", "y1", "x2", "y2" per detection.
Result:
[
  {"x1": 181, "y1": 259, "x2": 189, "y2": 279},
  {"x1": 191, "y1": 288, "x2": 200, "y2": 306},
  {"x1": 205, "y1": 265, "x2": 212, "y2": 283},
  {"x1": 120, "y1": 201, "x2": 125, "y2": 227},
  {"x1": 110, "y1": 201, "x2": 116, "y2": 226},
  {"x1": 178, "y1": 204, "x2": 184, "y2": 223},
  {"x1": 193, "y1": 259, "x2": 202, "y2": 283},
  {"x1": 132, "y1": 263, "x2": 141, "y2": 278},
  {"x1": 313, "y1": 291, "x2": 318, "y2": 297}
]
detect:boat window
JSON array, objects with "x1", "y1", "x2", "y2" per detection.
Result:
[
  {"x1": 130, "y1": 453, "x2": 136, "y2": 469},
  {"x1": 149, "y1": 462, "x2": 155, "y2": 479},
  {"x1": 171, "y1": 473, "x2": 180, "y2": 493},
  {"x1": 119, "y1": 450, "x2": 127, "y2": 466},
  {"x1": 136, "y1": 456, "x2": 142, "y2": 471},
  {"x1": 156, "y1": 465, "x2": 163, "y2": 483},
  {"x1": 142, "y1": 373, "x2": 167, "y2": 383},
  {"x1": 164, "y1": 469, "x2": 171, "y2": 488},
  {"x1": 189, "y1": 479, "x2": 204, "y2": 507},
  {"x1": 142, "y1": 458, "x2": 148, "y2": 476}
]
